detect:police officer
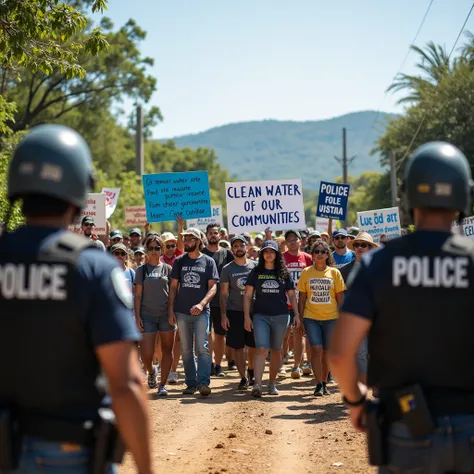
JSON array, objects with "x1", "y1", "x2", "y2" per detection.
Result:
[
  {"x1": 0, "y1": 124, "x2": 154, "y2": 474},
  {"x1": 329, "y1": 141, "x2": 474, "y2": 473}
]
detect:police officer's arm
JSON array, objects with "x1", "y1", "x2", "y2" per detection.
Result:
[{"x1": 329, "y1": 262, "x2": 373, "y2": 403}]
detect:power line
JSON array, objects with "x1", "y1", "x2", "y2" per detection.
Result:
[
  {"x1": 354, "y1": 0, "x2": 435, "y2": 158},
  {"x1": 396, "y1": 1, "x2": 474, "y2": 170}
]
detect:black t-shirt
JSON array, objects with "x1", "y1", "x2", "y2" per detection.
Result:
[
  {"x1": 202, "y1": 247, "x2": 234, "y2": 307},
  {"x1": 246, "y1": 268, "x2": 294, "y2": 316}
]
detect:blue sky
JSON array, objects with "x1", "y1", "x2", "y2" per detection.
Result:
[{"x1": 94, "y1": 0, "x2": 474, "y2": 139}]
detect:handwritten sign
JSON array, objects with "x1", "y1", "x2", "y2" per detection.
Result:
[
  {"x1": 451, "y1": 215, "x2": 474, "y2": 237},
  {"x1": 69, "y1": 193, "x2": 106, "y2": 235},
  {"x1": 102, "y1": 187, "x2": 121, "y2": 219},
  {"x1": 316, "y1": 181, "x2": 350, "y2": 221},
  {"x1": 125, "y1": 206, "x2": 147, "y2": 227},
  {"x1": 357, "y1": 206, "x2": 401, "y2": 243},
  {"x1": 187, "y1": 205, "x2": 224, "y2": 230},
  {"x1": 225, "y1": 179, "x2": 306, "y2": 233},
  {"x1": 142, "y1": 171, "x2": 211, "y2": 223}
]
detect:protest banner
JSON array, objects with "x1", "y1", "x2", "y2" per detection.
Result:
[
  {"x1": 187, "y1": 205, "x2": 224, "y2": 230},
  {"x1": 69, "y1": 193, "x2": 106, "y2": 235},
  {"x1": 316, "y1": 181, "x2": 350, "y2": 221},
  {"x1": 451, "y1": 215, "x2": 474, "y2": 237},
  {"x1": 357, "y1": 206, "x2": 401, "y2": 243},
  {"x1": 125, "y1": 206, "x2": 147, "y2": 227},
  {"x1": 142, "y1": 171, "x2": 211, "y2": 223},
  {"x1": 102, "y1": 187, "x2": 121, "y2": 219},
  {"x1": 225, "y1": 179, "x2": 306, "y2": 233},
  {"x1": 314, "y1": 217, "x2": 341, "y2": 233}
]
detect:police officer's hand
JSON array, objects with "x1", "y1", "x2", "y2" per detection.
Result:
[
  {"x1": 293, "y1": 313, "x2": 301, "y2": 329},
  {"x1": 168, "y1": 311, "x2": 177, "y2": 326},
  {"x1": 136, "y1": 316, "x2": 144, "y2": 332},
  {"x1": 190, "y1": 303, "x2": 204, "y2": 315},
  {"x1": 221, "y1": 315, "x2": 230, "y2": 331},
  {"x1": 349, "y1": 405, "x2": 366, "y2": 433}
]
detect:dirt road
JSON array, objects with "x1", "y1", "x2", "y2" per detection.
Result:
[{"x1": 118, "y1": 362, "x2": 373, "y2": 474}]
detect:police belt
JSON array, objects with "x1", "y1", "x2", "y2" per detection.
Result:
[
  {"x1": 379, "y1": 388, "x2": 474, "y2": 422},
  {"x1": 19, "y1": 413, "x2": 95, "y2": 447}
]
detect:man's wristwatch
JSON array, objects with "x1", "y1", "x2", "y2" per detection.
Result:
[{"x1": 342, "y1": 392, "x2": 366, "y2": 407}]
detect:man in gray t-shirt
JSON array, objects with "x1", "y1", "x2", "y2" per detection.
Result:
[{"x1": 220, "y1": 235, "x2": 257, "y2": 390}]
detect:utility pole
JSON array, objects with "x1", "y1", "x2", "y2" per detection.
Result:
[
  {"x1": 390, "y1": 151, "x2": 398, "y2": 207},
  {"x1": 333, "y1": 127, "x2": 355, "y2": 227},
  {"x1": 136, "y1": 105, "x2": 144, "y2": 176}
]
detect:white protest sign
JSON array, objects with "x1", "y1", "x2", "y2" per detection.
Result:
[
  {"x1": 225, "y1": 179, "x2": 306, "y2": 233},
  {"x1": 101, "y1": 187, "x2": 120, "y2": 219},
  {"x1": 451, "y1": 215, "x2": 474, "y2": 237},
  {"x1": 357, "y1": 206, "x2": 401, "y2": 243},
  {"x1": 125, "y1": 206, "x2": 147, "y2": 227},
  {"x1": 187, "y1": 205, "x2": 224, "y2": 230},
  {"x1": 69, "y1": 193, "x2": 107, "y2": 235}
]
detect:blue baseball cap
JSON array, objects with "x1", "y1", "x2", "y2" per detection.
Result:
[
  {"x1": 261, "y1": 240, "x2": 279, "y2": 252},
  {"x1": 332, "y1": 228, "x2": 348, "y2": 238},
  {"x1": 109, "y1": 229, "x2": 123, "y2": 239},
  {"x1": 231, "y1": 235, "x2": 247, "y2": 245}
]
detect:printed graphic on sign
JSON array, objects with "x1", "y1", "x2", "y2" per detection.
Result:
[
  {"x1": 225, "y1": 179, "x2": 306, "y2": 233},
  {"x1": 357, "y1": 206, "x2": 401, "y2": 243},
  {"x1": 309, "y1": 278, "x2": 332, "y2": 304},
  {"x1": 451, "y1": 215, "x2": 474, "y2": 237},
  {"x1": 142, "y1": 171, "x2": 211, "y2": 223},
  {"x1": 102, "y1": 187, "x2": 121, "y2": 219},
  {"x1": 187, "y1": 205, "x2": 224, "y2": 230},
  {"x1": 69, "y1": 193, "x2": 106, "y2": 235},
  {"x1": 316, "y1": 181, "x2": 350, "y2": 221},
  {"x1": 125, "y1": 206, "x2": 147, "y2": 227}
]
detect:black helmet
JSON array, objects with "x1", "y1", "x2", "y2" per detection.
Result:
[
  {"x1": 7, "y1": 124, "x2": 95, "y2": 209},
  {"x1": 403, "y1": 141, "x2": 473, "y2": 215}
]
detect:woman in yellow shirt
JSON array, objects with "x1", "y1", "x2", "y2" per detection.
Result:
[{"x1": 297, "y1": 239, "x2": 345, "y2": 397}]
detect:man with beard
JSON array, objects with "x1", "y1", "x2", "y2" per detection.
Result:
[
  {"x1": 202, "y1": 224, "x2": 234, "y2": 377},
  {"x1": 168, "y1": 228, "x2": 219, "y2": 396},
  {"x1": 332, "y1": 229, "x2": 355, "y2": 269},
  {"x1": 220, "y1": 235, "x2": 257, "y2": 390},
  {"x1": 80, "y1": 216, "x2": 106, "y2": 251}
]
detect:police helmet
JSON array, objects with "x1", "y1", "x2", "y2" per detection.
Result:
[
  {"x1": 8, "y1": 124, "x2": 95, "y2": 209},
  {"x1": 403, "y1": 141, "x2": 473, "y2": 215}
]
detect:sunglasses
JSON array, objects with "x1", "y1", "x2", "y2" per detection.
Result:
[
  {"x1": 166, "y1": 244, "x2": 176, "y2": 249},
  {"x1": 353, "y1": 242, "x2": 369, "y2": 249},
  {"x1": 333, "y1": 236, "x2": 347, "y2": 241},
  {"x1": 147, "y1": 246, "x2": 162, "y2": 251},
  {"x1": 113, "y1": 251, "x2": 127, "y2": 257},
  {"x1": 83, "y1": 223, "x2": 93, "y2": 227},
  {"x1": 313, "y1": 249, "x2": 328, "y2": 255}
]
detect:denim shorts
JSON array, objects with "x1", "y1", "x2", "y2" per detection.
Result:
[
  {"x1": 141, "y1": 314, "x2": 176, "y2": 334},
  {"x1": 253, "y1": 313, "x2": 289, "y2": 351},
  {"x1": 303, "y1": 318, "x2": 337, "y2": 350}
]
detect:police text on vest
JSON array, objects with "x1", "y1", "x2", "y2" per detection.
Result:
[
  {"x1": 392, "y1": 256, "x2": 469, "y2": 288},
  {"x1": 0, "y1": 264, "x2": 68, "y2": 299}
]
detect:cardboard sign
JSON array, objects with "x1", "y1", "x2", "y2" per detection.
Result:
[
  {"x1": 125, "y1": 206, "x2": 147, "y2": 227},
  {"x1": 357, "y1": 206, "x2": 401, "y2": 243},
  {"x1": 187, "y1": 205, "x2": 224, "y2": 230},
  {"x1": 316, "y1": 181, "x2": 350, "y2": 221},
  {"x1": 225, "y1": 179, "x2": 306, "y2": 233},
  {"x1": 142, "y1": 171, "x2": 211, "y2": 223},
  {"x1": 451, "y1": 215, "x2": 474, "y2": 237},
  {"x1": 69, "y1": 193, "x2": 106, "y2": 235},
  {"x1": 102, "y1": 187, "x2": 121, "y2": 219}
]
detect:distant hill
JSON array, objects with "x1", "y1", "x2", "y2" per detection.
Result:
[{"x1": 163, "y1": 111, "x2": 398, "y2": 190}]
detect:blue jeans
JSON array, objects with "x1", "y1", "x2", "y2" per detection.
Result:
[
  {"x1": 0, "y1": 437, "x2": 116, "y2": 474},
  {"x1": 253, "y1": 314, "x2": 289, "y2": 351},
  {"x1": 303, "y1": 318, "x2": 337, "y2": 349},
  {"x1": 356, "y1": 336, "x2": 368, "y2": 375},
  {"x1": 176, "y1": 312, "x2": 211, "y2": 387},
  {"x1": 379, "y1": 415, "x2": 474, "y2": 473}
]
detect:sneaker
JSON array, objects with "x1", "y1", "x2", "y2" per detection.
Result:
[
  {"x1": 302, "y1": 362, "x2": 312, "y2": 376},
  {"x1": 314, "y1": 383, "x2": 324, "y2": 397},
  {"x1": 167, "y1": 372, "x2": 178, "y2": 384},
  {"x1": 327, "y1": 372, "x2": 334, "y2": 383},
  {"x1": 157, "y1": 385, "x2": 168, "y2": 396},
  {"x1": 268, "y1": 383, "x2": 279, "y2": 395},
  {"x1": 210, "y1": 363, "x2": 216, "y2": 376},
  {"x1": 277, "y1": 366, "x2": 286, "y2": 378},
  {"x1": 322, "y1": 383, "x2": 331, "y2": 395},
  {"x1": 237, "y1": 377, "x2": 249, "y2": 391},
  {"x1": 247, "y1": 369, "x2": 255, "y2": 387},
  {"x1": 147, "y1": 366, "x2": 158, "y2": 389},
  {"x1": 228, "y1": 360, "x2": 237, "y2": 371},
  {"x1": 199, "y1": 385, "x2": 211, "y2": 396},
  {"x1": 183, "y1": 385, "x2": 197, "y2": 395},
  {"x1": 215, "y1": 365, "x2": 225, "y2": 377},
  {"x1": 291, "y1": 367, "x2": 302, "y2": 379},
  {"x1": 251, "y1": 384, "x2": 263, "y2": 398}
]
